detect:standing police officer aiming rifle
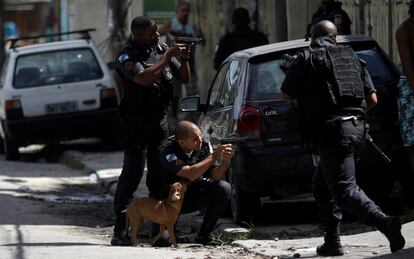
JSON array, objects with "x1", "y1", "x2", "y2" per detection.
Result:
[
  {"x1": 281, "y1": 20, "x2": 405, "y2": 256},
  {"x1": 111, "y1": 16, "x2": 190, "y2": 247}
]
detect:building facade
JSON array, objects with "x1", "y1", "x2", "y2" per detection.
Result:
[{"x1": 188, "y1": 0, "x2": 411, "y2": 98}]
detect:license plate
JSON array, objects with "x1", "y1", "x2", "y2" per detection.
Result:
[{"x1": 46, "y1": 101, "x2": 78, "y2": 114}]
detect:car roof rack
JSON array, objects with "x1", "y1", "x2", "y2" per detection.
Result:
[{"x1": 5, "y1": 28, "x2": 96, "y2": 50}]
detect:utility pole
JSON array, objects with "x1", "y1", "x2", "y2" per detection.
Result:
[
  {"x1": 0, "y1": 0, "x2": 5, "y2": 61},
  {"x1": 108, "y1": 0, "x2": 130, "y2": 60}
]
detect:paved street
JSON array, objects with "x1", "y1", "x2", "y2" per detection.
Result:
[
  {"x1": 1, "y1": 142, "x2": 414, "y2": 259},
  {"x1": 0, "y1": 144, "x2": 256, "y2": 259}
]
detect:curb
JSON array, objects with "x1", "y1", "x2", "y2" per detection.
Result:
[
  {"x1": 59, "y1": 150, "x2": 146, "y2": 197},
  {"x1": 59, "y1": 150, "x2": 114, "y2": 190},
  {"x1": 59, "y1": 151, "x2": 91, "y2": 172}
]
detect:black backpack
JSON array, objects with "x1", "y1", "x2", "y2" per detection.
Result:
[{"x1": 309, "y1": 45, "x2": 365, "y2": 107}]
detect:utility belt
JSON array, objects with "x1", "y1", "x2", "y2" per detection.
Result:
[
  {"x1": 325, "y1": 115, "x2": 365, "y2": 126},
  {"x1": 323, "y1": 115, "x2": 392, "y2": 163},
  {"x1": 310, "y1": 114, "x2": 367, "y2": 149},
  {"x1": 324, "y1": 115, "x2": 368, "y2": 142}
]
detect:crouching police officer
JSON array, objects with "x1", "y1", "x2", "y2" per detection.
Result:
[
  {"x1": 111, "y1": 16, "x2": 190, "y2": 246},
  {"x1": 155, "y1": 121, "x2": 232, "y2": 245},
  {"x1": 281, "y1": 20, "x2": 405, "y2": 256}
]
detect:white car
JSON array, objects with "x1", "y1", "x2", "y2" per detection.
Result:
[{"x1": 0, "y1": 30, "x2": 120, "y2": 160}]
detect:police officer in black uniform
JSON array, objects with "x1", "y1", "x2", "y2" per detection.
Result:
[
  {"x1": 157, "y1": 121, "x2": 232, "y2": 245},
  {"x1": 308, "y1": 0, "x2": 352, "y2": 36},
  {"x1": 281, "y1": 20, "x2": 405, "y2": 256},
  {"x1": 111, "y1": 16, "x2": 190, "y2": 246},
  {"x1": 213, "y1": 7, "x2": 269, "y2": 70}
]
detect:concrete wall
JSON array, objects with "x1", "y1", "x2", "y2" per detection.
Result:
[
  {"x1": 187, "y1": 0, "x2": 237, "y2": 100},
  {"x1": 65, "y1": 0, "x2": 412, "y2": 96},
  {"x1": 188, "y1": 0, "x2": 321, "y2": 99},
  {"x1": 188, "y1": 0, "x2": 412, "y2": 98},
  {"x1": 341, "y1": 0, "x2": 411, "y2": 67},
  {"x1": 286, "y1": 0, "x2": 319, "y2": 40},
  {"x1": 67, "y1": 0, "x2": 143, "y2": 62}
]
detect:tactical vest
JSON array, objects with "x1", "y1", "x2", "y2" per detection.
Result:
[
  {"x1": 309, "y1": 45, "x2": 365, "y2": 109},
  {"x1": 117, "y1": 42, "x2": 173, "y2": 120}
]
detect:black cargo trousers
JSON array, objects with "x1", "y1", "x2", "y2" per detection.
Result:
[
  {"x1": 113, "y1": 116, "x2": 168, "y2": 233},
  {"x1": 312, "y1": 117, "x2": 382, "y2": 229}
]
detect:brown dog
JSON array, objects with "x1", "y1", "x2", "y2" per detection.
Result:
[{"x1": 125, "y1": 182, "x2": 187, "y2": 247}]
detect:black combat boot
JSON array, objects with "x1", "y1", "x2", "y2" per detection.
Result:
[
  {"x1": 368, "y1": 211, "x2": 405, "y2": 253},
  {"x1": 111, "y1": 230, "x2": 132, "y2": 246},
  {"x1": 194, "y1": 220, "x2": 217, "y2": 245},
  {"x1": 316, "y1": 224, "x2": 345, "y2": 256}
]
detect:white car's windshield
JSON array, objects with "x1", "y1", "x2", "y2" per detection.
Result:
[{"x1": 13, "y1": 48, "x2": 103, "y2": 88}]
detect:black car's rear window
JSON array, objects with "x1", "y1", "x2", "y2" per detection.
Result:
[
  {"x1": 247, "y1": 59, "x2": 285, "y2": 100},
  {"x1": 355, "y1": 48, "x2": 395, "y2": 86},
  {"x1": 247, "y1": 47, "x2": 396, "y2": 101}
]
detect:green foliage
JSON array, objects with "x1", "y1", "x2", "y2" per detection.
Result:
[
  {"x1": 212, "y1": 231, "x2": 250, "y2": 246},
  {"x1": 211, "y1": 222, "x2": 271, "y2": 245}
]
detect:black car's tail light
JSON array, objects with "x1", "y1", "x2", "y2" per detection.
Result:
[
  {"x1": 100, "y1": 88, "x2": 118, "y2": 109},
  {"x1": 5, "y1": 100, "x2": 24, "y2": 120},
  {"x1": 237, "y1": 105, "x2": 261, "y2": 137}
]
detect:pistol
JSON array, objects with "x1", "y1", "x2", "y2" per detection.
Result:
[{"x1": 175, "y1": 36, "x2": 204, "y2": 45}]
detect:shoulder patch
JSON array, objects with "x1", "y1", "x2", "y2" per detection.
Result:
[
  {"x1": 118, "y1": 53, "x2": 129, "y2": 63},
  {"x1": 165, "y1": 153, "x2": 178, "y2": 163}
]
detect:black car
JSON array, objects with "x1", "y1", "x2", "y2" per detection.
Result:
[{"x1": 180, "y1": 35, "x2": 408, "y2": 223}]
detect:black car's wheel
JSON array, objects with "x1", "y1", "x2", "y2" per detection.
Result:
[
  {"x1": 229, "y1": 171, "x2": 260, "y2": 225},
  {"x1": 4, "y1": 135, "x2": 19, "y2": 161}
]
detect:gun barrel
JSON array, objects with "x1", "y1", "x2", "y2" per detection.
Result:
[
  {"x1": 175, "y1": 36, "x2": 203, "y2": 44},
  {"x1": 366, "y1": 134, "x2": 392, "y2": 163},
  {"x1": 219, "y1": 137, "x2": 259, "y2": 144}
]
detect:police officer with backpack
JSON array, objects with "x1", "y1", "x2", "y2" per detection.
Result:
[{"x1": 281, "y1": 20, "x2": 405, "y2": 256}]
